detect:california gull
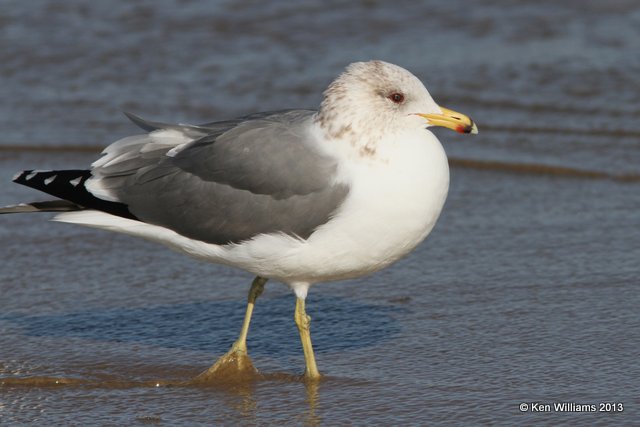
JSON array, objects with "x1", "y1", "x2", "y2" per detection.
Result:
[{"x1": 1, "y1": 60, "x2": 477, "y2": 380}]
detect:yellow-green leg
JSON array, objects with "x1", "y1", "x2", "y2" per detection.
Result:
[
  {"x1": 295, "y1": 297, "x2": 321, "y2": 380},
  {"x1": 194, "y1": 276, "x2": 267, "y2": 381},
  {"x1": 234, "y1": 276, "x2": 267, "y2": 352}
]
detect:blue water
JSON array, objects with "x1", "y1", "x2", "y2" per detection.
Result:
[{"x1": 1, "y1": 1, "x2": 639, "y2": 425}]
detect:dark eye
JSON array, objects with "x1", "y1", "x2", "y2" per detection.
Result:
[{"x1": 388, "y1": 92, "x2": 405, "y2": 104}]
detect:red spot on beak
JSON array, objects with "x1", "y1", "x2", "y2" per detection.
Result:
[{"x1": 455, "y1": 121, "x2": 477, "y2": 134}]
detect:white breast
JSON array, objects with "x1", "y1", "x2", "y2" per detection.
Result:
[{"x1": 234, "y1": 129, "x2": 450, "y2": 283}]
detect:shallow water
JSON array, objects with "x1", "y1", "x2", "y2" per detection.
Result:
[{"x1": 1, "y1": 1, "x2": 639, "y2": 425}]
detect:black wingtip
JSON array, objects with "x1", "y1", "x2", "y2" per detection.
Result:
[
  {"x1": 13, "y1": 170, "x2": 32, "y2": 183},
  {"x1": 10, "y1": 169, "x2": 138, "y2": 220}
]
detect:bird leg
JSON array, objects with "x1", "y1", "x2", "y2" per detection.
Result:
[
  {"x1": 194, "y1": 276, "x2": 267, "y2": 381},
  {"x1": 234, "y1": 276, "x2": 267, "y2": 352},
  {"x1": 294, "y1": 297, "x2": 321, "y2": 380}
]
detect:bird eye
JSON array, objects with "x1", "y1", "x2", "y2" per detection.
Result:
[{"x1": 388, "y1": 92, "x2": 405, "y2": 104}]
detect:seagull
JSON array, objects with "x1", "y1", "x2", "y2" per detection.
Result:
[{"x1": 1, "y1": 60, "x2": 477, "y2": 380}]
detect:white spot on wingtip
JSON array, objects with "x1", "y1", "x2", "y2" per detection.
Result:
[
  {"x1": 19, "y1": 170, "x2": 53, "y2": 181},
  {"x1": 44, "y1": 175, "x2": 57, "y2": 185},
  {"x1": 69, "y1": 176, "x2": 82, "y2": 187}
]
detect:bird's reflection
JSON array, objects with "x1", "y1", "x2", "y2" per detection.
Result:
[
  {"x1": 304, "y1": 378, "x2": 321, "y2": 426},
  {"x1": 186, "y1": 371, "x2": 323, "y2": 426}
]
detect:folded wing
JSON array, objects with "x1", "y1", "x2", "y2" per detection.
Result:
[{"x1": 86, "y1": 110, "x2": 349, "y2": 245}]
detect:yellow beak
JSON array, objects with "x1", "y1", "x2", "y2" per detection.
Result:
[{"x1": 417, "y1": 106, "x2": 478, "y2": 134}]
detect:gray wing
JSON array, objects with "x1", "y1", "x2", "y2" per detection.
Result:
[{"x1": 88, "y1": 110, "x2": 349, "y2": 245}]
